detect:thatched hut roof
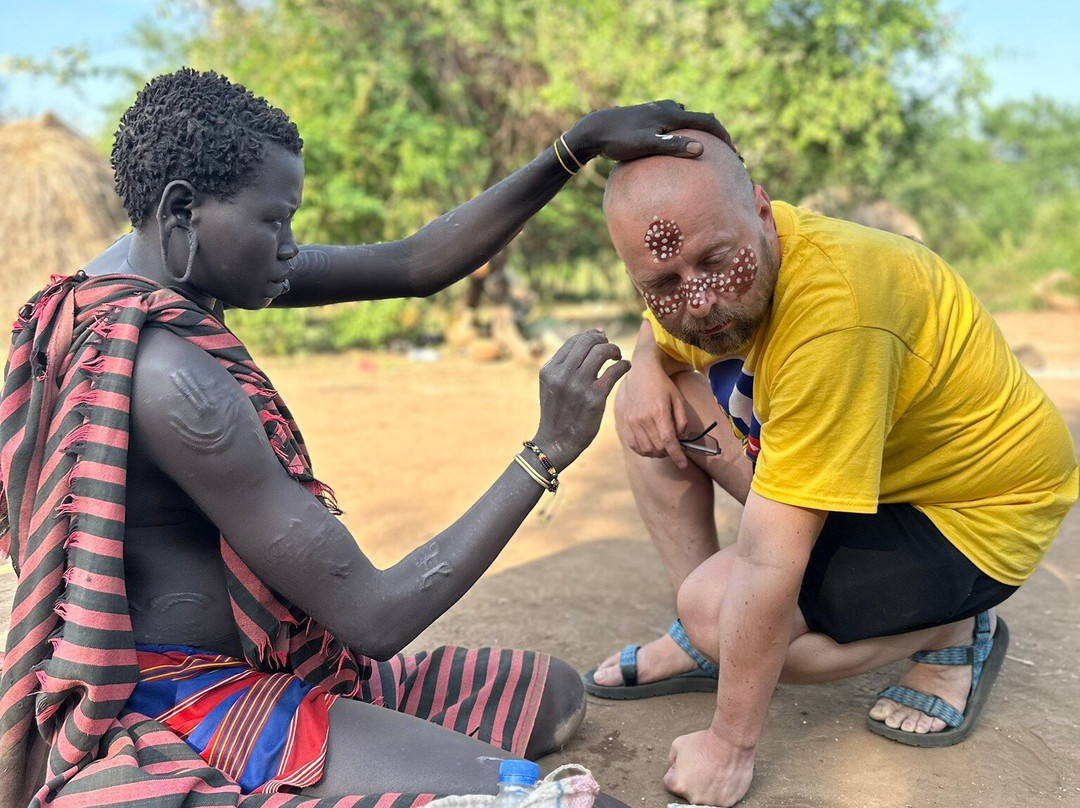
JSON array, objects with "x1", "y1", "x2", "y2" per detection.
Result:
[{"x1": 0, "y1": 113, "x2": 128, "y2": 318}]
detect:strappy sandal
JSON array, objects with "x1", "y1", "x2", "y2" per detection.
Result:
[
  {"x1": 867, "y1": 611, "x2": 1009, "y2": 747},
  {"x1": 583, "y1": 619, "x2": 719, "y2": 700}
]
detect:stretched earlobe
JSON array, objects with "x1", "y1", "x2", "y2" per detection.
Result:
[
  {"x1": 178, "y1": 228, "x2": 198, "y2": 284},
  {"x1": 156, "y1": 180, "x2": 198, "y2": 285}
]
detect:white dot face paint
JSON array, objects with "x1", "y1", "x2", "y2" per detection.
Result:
[
  {"x1": 644, "y1": 216, "x2": 685, "y2": 263},
  {"x1": 641, "y1": 244, "x2": 759, "y2": 322}
]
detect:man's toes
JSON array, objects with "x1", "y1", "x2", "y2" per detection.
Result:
[
  {"x1": 881, "y1": 708, "x2": 915, "y2": 730},
  {"x1": 899, "y1": 711, "x2": 921, "y2": 733},
  {"x1": 591, "y1": 662, "x2": 622, "y2": 686},
  {"x1": 868, "y1": 698, "x2": 896, "y2": 722},
  {"x1": 871, "y1": 699, "x2": 952, "y2": 735},
  {"x1": 913, "y1": 711, "x2": 937, "y2": 734},
  {"x1": 600, "y1": 652, "x2": 620, "y2": 670}
]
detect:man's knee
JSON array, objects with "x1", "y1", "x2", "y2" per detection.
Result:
[{"x1": 677, "y1": 562, "x2": 724, "y2": 653}]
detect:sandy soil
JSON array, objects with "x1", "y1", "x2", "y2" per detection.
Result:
[{"x1": 2, "y1": 310, "x2": 1078, "y2": 806}]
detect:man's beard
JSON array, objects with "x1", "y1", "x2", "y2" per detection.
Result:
[
  {"x1": 673, "y1": 311, "x2": 757, "y2": 356},
  {"x1": 672, "y1": 234, "x2": 777, "y2": 356}
]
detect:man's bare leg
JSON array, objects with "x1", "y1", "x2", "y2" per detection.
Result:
[
  {"x1": 677, "y1": 549, "x2": 997, "y2": 737},
  {"x1": 303, "y1": 659, "x2": 627, "y2": 804},
  {"x1": 785, "y1": 618, "x2": 993, "y2": 734},
  {"x1": 592, "y1": 371, "x2": 752, "y2": 688}
]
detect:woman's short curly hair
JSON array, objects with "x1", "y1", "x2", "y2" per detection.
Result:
[{"x1": 112, "y1": 67, "x2": 303, "y2": 228}]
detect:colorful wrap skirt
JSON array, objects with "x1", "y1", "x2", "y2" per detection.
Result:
[
  {"x1": 126, "y1": 643, "x2": 551, "y2": 795},
  {"x1": 128, "y1": 645, "x2": 336, "y2": 794}
]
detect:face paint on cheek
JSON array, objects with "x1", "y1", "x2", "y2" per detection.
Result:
[
  {"x1": 639, "y1": 245, "x2": 760, "y2": 318},
  {"x1": 707, "y1": 245, "x2": 758, "y2": 300},
  {"x1": 641, "y1": 288, "x2": 684, "y2": 319},
  {"x1": 644, "y1": 216, "x2": 684, "y2": 263}
]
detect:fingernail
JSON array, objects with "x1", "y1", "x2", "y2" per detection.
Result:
[{"x1": 687, "y1": 142, "x2": 703, "y2": 155}]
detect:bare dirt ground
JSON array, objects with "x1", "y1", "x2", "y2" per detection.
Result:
[{"x1": 2, "y1": 309, "x2": 1078, "y2": 806}]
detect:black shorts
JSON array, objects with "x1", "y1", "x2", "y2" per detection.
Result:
[{"x1": 798, "y1": 504, "x2": 1018, "y2": 644}]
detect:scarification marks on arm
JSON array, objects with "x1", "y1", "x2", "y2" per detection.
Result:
[
  {"x1": 293, "y1": 248, "x2": 331, "y2": 279},
  {"x1": 168, "y1": 366, "x2": 241, "y2": 452},
  {"x1": 418, "y1": 543, "x2": 453, "y2": 590}
]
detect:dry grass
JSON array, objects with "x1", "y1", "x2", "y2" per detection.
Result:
[{"x1": 0, "y1": 113, "x2": 128, "y2": 320}]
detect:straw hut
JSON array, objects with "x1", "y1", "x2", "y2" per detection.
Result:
[{"x1": 0, "y1": 113, "x2": 128, "y2": 319}]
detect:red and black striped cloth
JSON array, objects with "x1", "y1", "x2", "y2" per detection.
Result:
[{"x1": 0, "y1": 274, "x2": 548, "y2": 808}]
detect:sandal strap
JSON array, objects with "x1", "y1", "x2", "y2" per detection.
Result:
[
  {"x1": 619, "y1": 645, "x2": 640, "y2": 687},
  {"x1": 878, "y1": 685, "x2": 964, "y2": 728},
  {"x1": 910, "y1": 645, "x2": 980, "y2": 666},
  {"x1": 668, "y1": 619, "x2": 720, "y2": 677},
  {"x1": 909, "y1": 612, "x2": 994, "y2": 689}
]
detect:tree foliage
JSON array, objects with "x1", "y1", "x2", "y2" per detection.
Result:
[
  {"x1": 882, "y1": 95, "x2": 1080, "y2": 306},
  {"x1": 11, "y1": 0, "x2": 1078, "y2": 349},
  {"x1": 157, "y1": 0, "x2": 959, "y2": 281}
]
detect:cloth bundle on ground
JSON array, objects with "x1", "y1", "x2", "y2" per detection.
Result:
[
  {"x1": 0, "y1": 274, "x2": 547, "y2": 808},
  {"x1": 427, "y1": 765, "x2": 599, "y2": 808}
]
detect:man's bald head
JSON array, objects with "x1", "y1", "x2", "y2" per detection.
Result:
[{"x1": 603, "y1": 130, "x2": 754, "y2": 225}]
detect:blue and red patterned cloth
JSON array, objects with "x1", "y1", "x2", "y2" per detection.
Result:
[{"x1": 128, "y1": 645, "x2": 336, "y2": 794}]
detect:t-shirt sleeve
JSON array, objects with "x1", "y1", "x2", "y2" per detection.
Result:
[
  {"x1": 751, "y1": 327, "x2": 905, "y2": 512},
  {"x1": 642, "y1": 309, "x2": 721, "y2": 373}
]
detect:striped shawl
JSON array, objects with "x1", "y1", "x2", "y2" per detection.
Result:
[{"x1": 0, "y1": 273, "x2": 437, "y2": 807}]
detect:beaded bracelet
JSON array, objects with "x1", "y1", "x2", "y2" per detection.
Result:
[{"x1": 522, "y1": 441, "x2": 559, "y2": 484}]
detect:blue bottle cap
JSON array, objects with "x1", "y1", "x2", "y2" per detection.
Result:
[{"x1": 498, "y1": 758, "x2": 540, "y2": 785}]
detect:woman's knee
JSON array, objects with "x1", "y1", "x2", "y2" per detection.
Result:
[{"x1": 525, "y1": 656, "x2": 585, "y2": 759}]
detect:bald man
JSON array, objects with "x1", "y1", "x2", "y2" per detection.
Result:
[{"x1": 588, "y1": 133, "x2": 1077, "y2": 804}]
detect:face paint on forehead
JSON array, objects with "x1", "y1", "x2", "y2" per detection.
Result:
[
  {"x1": 641, "y1": 245, "x2": 759, "y2": 319},
  {"x1": 644, "y1": 216, "x2": 684, "y2": 263}
]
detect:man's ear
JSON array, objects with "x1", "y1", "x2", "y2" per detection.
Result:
[
  {"x1": 155, "y1": 180, "x2": 197, "y2": 236},
  {"x1": 754, "y1": 184, "x2": 775, "y2": 232}
]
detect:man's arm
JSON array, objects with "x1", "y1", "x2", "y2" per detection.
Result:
[
  {"x1": 279, "y1": 103, "x2": 735, "y2": 306},
  {"x1": 714, "y1": 492, "x2": 824, "y2": 742},
  {"x1": 664, "y1": 491, "x2": 824, "y2": 805},
  {"x1": 614, "y1": 320, "x2": 696, "y2": 467},
  {"x1": 131, "y1": 328, "x2": 627, "y2": 660}
]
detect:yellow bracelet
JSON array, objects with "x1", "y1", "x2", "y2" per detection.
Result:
[
  {"x1": 514, "y1": 454, "x2": 557, "y2": 493},
  {"x1": 553, "y1": 139, "x2": 577, "y2": 176}
]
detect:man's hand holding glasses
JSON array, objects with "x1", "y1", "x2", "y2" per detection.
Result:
[{"x1": 678, "y1": 421, "x2": 723, "y2": 457}]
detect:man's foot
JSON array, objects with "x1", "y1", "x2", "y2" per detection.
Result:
[
  {"x1": 868, "y1": 610, "x2": 1004, "y2": 742},
  {"x1": 591, "y1": 632, "x2": 698, "y2": 687},
  {"x1": 584, "y1": 620, "x2": 719, "y2": 699}
]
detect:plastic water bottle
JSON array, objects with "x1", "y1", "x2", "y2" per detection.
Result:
[{"x1": 490, "y1": 759, "x2": 539, "y2": 807}]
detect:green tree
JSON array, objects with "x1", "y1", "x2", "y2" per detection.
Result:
[
  {"x1": 162, "y1": 0, "x2": 960, "y2": 284},
  {"x1": 885, "y1": 97, "x2": 1080, "y2": 266},
  {"x1": 12, "y1": 0, "x2": 992, "y2": 344}
]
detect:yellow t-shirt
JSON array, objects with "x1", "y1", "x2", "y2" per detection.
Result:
[{"x1": 645, "y1": 202, "x2": 1078, "y2": 585}]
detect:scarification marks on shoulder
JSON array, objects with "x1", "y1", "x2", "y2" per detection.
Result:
[{"x1": 169, "y1": 366, "x2": 241, "y2": 451}]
